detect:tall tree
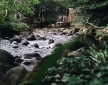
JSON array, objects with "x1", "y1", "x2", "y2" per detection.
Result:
[
  {"x1": 61, "y1": 0, "x2": 108, "y2": 26},
  {"x1": 0, "y1": 0, "x2": 39, "y2": 31}
]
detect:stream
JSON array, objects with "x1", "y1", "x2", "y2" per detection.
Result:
[{"x1": 0, "y1": 29, "x2": 70, "y2": 71}]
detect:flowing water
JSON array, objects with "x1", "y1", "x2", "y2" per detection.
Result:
[{"x1": 0, "y1": 31, "x2": 70, "y2": 71}]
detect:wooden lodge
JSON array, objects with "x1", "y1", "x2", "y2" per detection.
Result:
[{"x1": 34, "y1": 8, "x2": 74, "y2": 27}]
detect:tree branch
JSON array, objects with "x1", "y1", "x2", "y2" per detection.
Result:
[{"x1": 86, "y1": 17, "x2": 104, "y2": 29}]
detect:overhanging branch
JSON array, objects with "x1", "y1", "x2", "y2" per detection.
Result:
[{"x1": 86, "y1": 17, "x2": 104, "y2": 29}]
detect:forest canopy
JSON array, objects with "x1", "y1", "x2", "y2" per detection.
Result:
[{"x1": 60, "y1": 0, "x2": 108, "y2": 26}]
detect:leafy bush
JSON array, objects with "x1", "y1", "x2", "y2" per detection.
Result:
[
  {"x1": 0, "y1": 16, "x2": 29, "y2": 31},
  {"x1": 40, "y1": 42, "x2": 108, "y2": 85}
]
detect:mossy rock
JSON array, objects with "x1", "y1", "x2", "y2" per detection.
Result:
[
  {"x1": 1, "y1": 66, "x2": 28, "y2": 85},
  {"x1": 66, "y1": 34, "x2": 98, "y2": 51},
  {"x1": 0, "y1": 49, "x2": 15, "y2": 65}
]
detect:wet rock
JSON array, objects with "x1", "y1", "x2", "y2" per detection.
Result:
[
  {"x1": 10, "y1": 35, "x2": 22, "y2": 43},
  {"x1": 68, "y1": 47, "x2": 86, "y2": 57},
  {"x1": 33, "y1": 43, "x2": 39, "y2": 48},
  {"x1": 0, "y1": 49, "x2": 15, "y2": 65},
  {"x1": 12, "y1": 45, "x2": 19, "y2": 48},
  {"x1": 67, "y1": 34, "x2": 98, "y2": 51},
  {"x1": 1, "y1": 66, "x2": 28, "y2": 85},
  {"x1": 39, "y1": 37, "x2": 46, "y2": 40},
  {"x1": 23, "y1": 52, "x2": 41, "y2": 59},
  {"x1": 72, "y1": 28, "x2": 80, "y2": 34},
  {"x1": 14, "y1": 56, "x2": 21, "y2": 58},
  {"x1": 61, "y1": 29, "x2": 69, "y2": 35},
  {"x1": 0, "y1": 63, "x2": 14, "y2": 81},
  {"x1": 23, "y1": 61, "x2": 31, "y2": 66},
  {"x1": 21, "y1": 40, "x2": 29, "y2": 46},
  {"x1": 58, "y1": 28, "x2": 66, "y2": 32},
  {"x1": 23, "y1": 59, "x2": 37, "y2": 66},
  {"x1": 12, "y1": 41, "x2": 18, "y2": 45},
  {"x1": 15, "y1": 58, "x2": 24, "y2": 64},
  {"x1": 48, "y1": 39, "x2": 54, "y2": 44},
  {"x1": 26, "y1": 34, "x2": 36, "y2": 41},
  {"x1": 67, "y1": 30, "x2": 73, "y2": 36}
]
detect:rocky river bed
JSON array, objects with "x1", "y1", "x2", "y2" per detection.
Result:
[{"x1": 0, "y1": 28, "x2": 71, "y2": 71}]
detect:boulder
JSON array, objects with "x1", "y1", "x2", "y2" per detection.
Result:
[
  {"x1": 36, "y1": 35, "x2": 46, "y2": 40},
  {"x1": 62, "y1": 29, "x2": 69, "y2": 35},
  {"x1": 11, "y1": 41, "x2": 18, "y2": 45},
  {"x1": 23, "y1": 61, "x2": 31, "y2": 66},
  {"x1": 72, "y1": 28, "x2": 80, "y2": 34},
  {"x1": 33, "y1": 43, "x2": 39, "y2": 48},
  {"x1": 48, "y1": 39, "x2": 54, "y2": 44},
  {"x1": 10, "y1": 35, "x2": 22, "y2": 43},
  {"x1": 0, "y1": 49, "x2": 15, "y2": 65},
  {"x1": 23, "y1": 52, "x2": 41, "y2": 59},
  {"x1": 1, "y1": 66, "x2": 28, "y2": 85},
  {"x1": 0, "y1": 49, "x2": 17, "y2": 80},
  {"x1": 68, "y1": 47, "x2": 86, "y2": 57},
  {"x1": 12, "y1": 45, "x2": 19, "y2": 48},
  {"x1": 15, "y1": 58, "x2": 24, "y2": 64},
  {"x1": 21, "y1": 40, "x2": 29, "y2": 46},
  {"x1": 0, "y1": 63, "x2": 14, "y2": 81},
  {"x1": 26, "y1": 34, "x2": 36, "y2": 41},
  {"x1": 67, "y1": 34, "x2": 98, "y2": 51},
  {"x1": 67, "y1": 30, "x2": 73, "y2": 36}
]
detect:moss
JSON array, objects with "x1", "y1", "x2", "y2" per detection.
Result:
[{"x1": 66, "y1": 34, "x2": 98, "y2": 51}]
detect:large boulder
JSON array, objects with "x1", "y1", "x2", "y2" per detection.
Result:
[
  {"x1": 0, "y1": 63, "x2": 14, "y2": 81},
  {"x1": 0, "y1": 49, "x2": 15, "y2": 65},
  {"x1": 1, "y1": 66, "x2": 28, "y2": 85},
  {"x1": 67, "y1": 34, "x2": 98, "y2": 51},
  {"x1": 0, "y1": 49, "x2": 16, "y2": 80}
]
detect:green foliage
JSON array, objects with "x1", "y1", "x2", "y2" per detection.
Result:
[
  {"x1": 38, "y1": 0, "x2": 66, "y2": 14},
  {"x1": 88, "y1": 42, "x2": 108, "y2": 69},
  {"x1": 60, "y1": 0, "x2": 108, "y2": 26},
  {"x1": 0, "y1": 16, "x2": 28, "y2": 31},
  {"x1": 0, "y1": 0, "x2": 39, "y2": 31},
  {"x1": 67, "y1": 76, "x2": 84, "y2": 85},
  {"x1": 0, "y1": 0, "x2": 39, "y2": 15},
  {"x1": 96, "y1": 30, "x2": 105, "y2": 38}
]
